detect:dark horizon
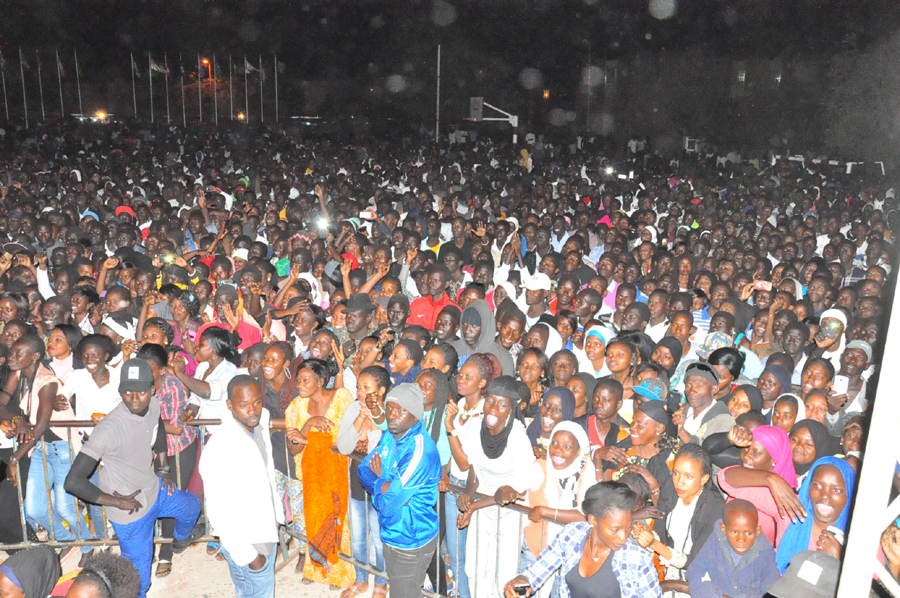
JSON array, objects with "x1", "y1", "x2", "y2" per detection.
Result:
[{"x1": 0, "y1": 0, "x2": 898, "y2": 158}]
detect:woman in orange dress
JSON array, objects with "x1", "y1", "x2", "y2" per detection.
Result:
[{"x1": 285, "y1": 358, "x2": 355, "y2": 589}]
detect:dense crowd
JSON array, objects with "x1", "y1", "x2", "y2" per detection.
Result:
[{"x1": 0, "y1": 122, "x2": 894, "y2": 598}]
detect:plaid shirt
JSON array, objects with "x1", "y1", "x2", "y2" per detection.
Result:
[
  {"x1": 157, "y1": 370, "x2": 198, "y2": 455},
  {"x1": 522, "y1": 522, "x2": 661, "y2": 598}
]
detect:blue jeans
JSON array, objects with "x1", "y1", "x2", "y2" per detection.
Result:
[
  {"x1": 444, "y1": 474, "x2": 470, "y2": 598},
  {"x1": 222, "y1": 544, "x2": 276, "y2": 598},
  {"x1": 24, "y1": 440, "x2": 96, "y2": 553},
  {"x1": 112, "y1": 479, "x2": 201, "y2": 598},
  {"x1": 349, "y1": 496, "x2": 387, "y2": 586}
]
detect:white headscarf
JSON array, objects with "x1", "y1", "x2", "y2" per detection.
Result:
[
  {"x1": 544, "y1": 421, "x2": 591, "y2": 509},
  {"x1": 101, "y1": 316, "x2": 136, "y2": 341}
]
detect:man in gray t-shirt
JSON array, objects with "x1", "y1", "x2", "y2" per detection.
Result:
[{"x1": 64, "y1": 358, "x2": 203, "y2": 598}]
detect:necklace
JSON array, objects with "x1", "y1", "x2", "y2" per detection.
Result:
[
  {"x1": 459, "y1": 397, "x2": 483, "y2": 420},
  {"x1": 589, "y1": 539, "x2": 604, "y2": 562}
]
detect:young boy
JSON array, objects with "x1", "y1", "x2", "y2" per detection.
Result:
[{"x1": 686, "y1": 499, "x2": 779, "y2": 598}]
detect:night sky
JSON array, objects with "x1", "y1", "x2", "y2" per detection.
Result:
[{"x1": 0, "y1": 0, "x2": 897, "y2": 144}]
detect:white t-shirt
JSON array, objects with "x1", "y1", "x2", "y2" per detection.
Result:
[
  {"x1": 188, "y1": 360, "x2": 238, "y2": 420},
  {"x1": 61, "y1": 367, "x2": 123, "y2": 418}
]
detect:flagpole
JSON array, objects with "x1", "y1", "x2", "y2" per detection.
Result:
[
  {"x1": 74, "y1": 49, "x2": 82, "y2": 116},
  {"x1": 213, "y1": 54, "x2": 218, "y2": 126},
  {"x1": 259, "y1": 55, "x2": 263, "y2": 123},
  {"x1": 164, "y1": 53, "x2": 170, "y2": 124},
  {"x1": 180, "y1": 53, "x2": 186, "y2": 127},
  {"x1": 197, "y1": 54, "x2": 202, "y2": 123},
  {"x1": 1, "y1": 50, "x2": 9, "y2": 122},
  {"x1": 19, "y1": 47, "x2": 28, "y2": 128},
  {"x1": 148, "y1": 53, "x2": 154, "y2": 123},
  {"x1": 274, "y1": 54, "x2": 278, "y2": 122},
  {"x1": 55, "y1": 48, "x2": 64, "y2": 119},
  {"x1": 229, "y1": 54, "x2": 233, "y2": 120},
  {"x1": 36, "y1": 50, "x2": 45, "y2": 122},
  {"x1": 244, "y1": 54, "x2": 248, "y2": 123},
  {"x1": 435, "y1": 44, "x2": 441, "y2": 144},
  {"x1": 131, "y1": 52, "x2": 137, "y2": 117}
]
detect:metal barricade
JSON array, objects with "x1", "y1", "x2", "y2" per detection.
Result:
[
  {"x1": 0, "y1": 418, "x2": 282, "y2": 551},
  {"x1": 0, "y1": 418, "x2": 559, "y2": 598},
  {"x1": 338, "y1": 450, "x2": 560, "y2": 598}
]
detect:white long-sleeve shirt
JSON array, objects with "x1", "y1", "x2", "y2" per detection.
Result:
[{"x1": 200, "y1": 407, "x2": 284, "y2": 566}]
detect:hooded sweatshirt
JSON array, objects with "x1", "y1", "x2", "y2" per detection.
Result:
[{"x1": 451, "y1": 299, "x2": 516, "y2": 376}]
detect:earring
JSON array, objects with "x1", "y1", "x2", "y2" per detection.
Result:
[{"x1": 284, "y1": 367, "x2": 292, "y2": 380}]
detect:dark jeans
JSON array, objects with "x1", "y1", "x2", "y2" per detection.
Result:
[
  {"x1": 383, "y1": 535, "x2": 439, "y2": 598},
  {"x1": 158, "y1": 440, "x2": 199, "y2": 562}
]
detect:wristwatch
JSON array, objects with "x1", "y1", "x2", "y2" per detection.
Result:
[{"x1": 156, "y1": 465, "x2": 171, "y2": 475}]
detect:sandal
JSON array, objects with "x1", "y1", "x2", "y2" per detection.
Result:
[
  {"x1": 155, "y1": 561, "x2": 173, "y2": 578},
  {"x1": 340, "y1": 583, "x2": 369, "y2": 598},
  {"x1": 206, "y1": 541, "x2": 220, "y2": 556},
  {"x1": 373, "y1": 585, "x2": 388, "y2": 597}
]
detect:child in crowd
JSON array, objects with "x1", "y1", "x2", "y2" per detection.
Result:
[{"x1": 686, "y1": 499, "x2": 779, "y2": 598}]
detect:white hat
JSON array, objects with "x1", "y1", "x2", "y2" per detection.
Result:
[
  {"x1": 523, "y1": 272, "x2": 553, "y2": 292},
  {"x1": 232, "y1": 248, "x2": 249, "y2": 261}
]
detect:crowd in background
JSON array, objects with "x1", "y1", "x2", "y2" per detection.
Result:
[{"x1": 0, "y1": 121, "x2": 894, "y2": 598}]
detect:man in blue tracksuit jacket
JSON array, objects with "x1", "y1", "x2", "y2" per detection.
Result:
[{"x1": 359, "y1": 383, "x2": 442, "y2": 597}]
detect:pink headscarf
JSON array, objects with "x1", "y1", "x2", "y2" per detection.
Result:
[{"x1": 751, "y1": 425, "x2": 798, "y2": 489}]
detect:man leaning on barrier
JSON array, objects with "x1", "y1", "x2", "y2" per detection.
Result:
[{"x1": 64, "y1": 358, "x2": 203, "y2": 598}]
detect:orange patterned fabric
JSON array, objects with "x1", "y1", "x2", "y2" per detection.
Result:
[{"x1": 286, "y1": 388, "x2": 354, "y2": 587}]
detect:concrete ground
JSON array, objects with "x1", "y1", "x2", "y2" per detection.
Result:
[
  {"x1": 146, "y1": 544, "x2": 370, "y2": 598},
  {"x1": 58, "y1": 544, "x2": 379, "y2": 598}
]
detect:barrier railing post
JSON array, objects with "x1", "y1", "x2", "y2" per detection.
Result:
[
  {"x1": 12, "y1": 440, "x2": 29, "y2": 545},
  {"x1": 40, "y1": 440, "x2": 58, "y2": 543},
  {"x1": 66, "y1": 428, "x2": 85, "y2": 544}
]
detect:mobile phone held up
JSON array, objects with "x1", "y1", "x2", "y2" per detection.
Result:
[{"x1": 753, "y1": 280, "x2": 772, "y2": 292}]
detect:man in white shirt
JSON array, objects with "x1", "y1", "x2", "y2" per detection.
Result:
[{"x1": 200, "y1": 375, "x2": 284, "y2": 598}]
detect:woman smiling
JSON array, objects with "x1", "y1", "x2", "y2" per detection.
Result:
[
  {"x1": 775, "y1": 457, "x2": 856, "y2": 573},
  {"x1": 452, "y1": 375, "x2": 540, "y2": 597}
]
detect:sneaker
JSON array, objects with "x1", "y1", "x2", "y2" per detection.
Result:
[{"x1": 171, "y1": 521, "x2": 206, "y2": 554}]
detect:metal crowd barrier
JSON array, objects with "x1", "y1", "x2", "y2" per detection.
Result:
[{"x1": 1, "y1": 418, "x2": 568, "y2": 598}]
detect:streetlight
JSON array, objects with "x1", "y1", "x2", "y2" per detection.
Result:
[{"x1": 201, "y1": 58, "x2": 212, "y2": 78}]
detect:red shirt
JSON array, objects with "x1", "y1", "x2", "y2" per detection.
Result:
[{"x1": 407, "y1": 292, "x2": 459, "y2": 331}]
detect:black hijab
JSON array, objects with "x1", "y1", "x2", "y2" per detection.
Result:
[
  {"x1": 790, "y1": 419, "x2": 840, "y2": 476},
  {"x1": 481, "y1": 375, "x2": 526, "y2": 459},
  {"x1": 0, "y1": 545, "x2": 60, "y2": 598},
  {"x1": 525, "y1": 386, "x2": 576, "y2": 447},
  {"x1": 730, "y1": 384, "x2": 764, "y2": 413},
  {"x1": 655, "y1": 337, "x2": 684, "y2": 378}
]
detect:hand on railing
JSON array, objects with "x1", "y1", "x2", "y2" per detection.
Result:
[
  {"x1": 180, "y1": 404, "x2": 200, "y2": 424},
  {"x1": 494, "y1": 486, "x2": 520, "y2": 507}
]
